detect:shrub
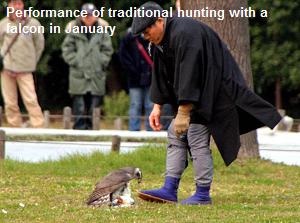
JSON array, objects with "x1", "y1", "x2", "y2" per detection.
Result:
[{"x1": 103, "y1": 91, "x2": 129, "y2": 117}]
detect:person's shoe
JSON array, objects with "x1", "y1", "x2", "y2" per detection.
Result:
[
  {"x1": 181, "y1": 185, "x2": 212, "y2": 205},
  {"x1": 138, "y1": 176, "x2": 180, "y2": 203}
]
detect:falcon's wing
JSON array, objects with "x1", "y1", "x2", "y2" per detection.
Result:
[{"x1": 86, "y1": 169, "x2": 134, "y2": 205}]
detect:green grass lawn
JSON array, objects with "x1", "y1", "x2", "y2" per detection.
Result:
[{"x1": 1, "y1": 145, "x2": 300, "y2": 223}]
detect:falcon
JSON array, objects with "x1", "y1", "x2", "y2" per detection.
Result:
[{"x1": 86, "y1": 167, "x2": 142, "y2": 207}]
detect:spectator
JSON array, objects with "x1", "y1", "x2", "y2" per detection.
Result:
[
  {"x1": 0, "y1": 0, "x2": 45, "y2": 128},
  {"x1": 62, "y1": 3, "x2": 113, "y2": 130},
  {"x1": 160, "y1": 103, "x2": 174, "y2": 130},
  {"x1": 119, "y1": 28, "x2": 153, "y2": 131}
]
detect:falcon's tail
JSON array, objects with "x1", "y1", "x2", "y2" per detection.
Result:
[{"x1": 86, "y1": 193, "x2": 110, "y2": 206}]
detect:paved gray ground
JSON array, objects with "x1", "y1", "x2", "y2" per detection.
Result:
[
  {"x1": 2, "y1": 127, "x2": 300, "y2": 165},
  {"x1": 5, "y1": 141, "x2": 145, "y2": 162}
]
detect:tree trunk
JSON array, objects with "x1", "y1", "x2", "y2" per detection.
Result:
[
  {"x1": 275, "y1": 77, "x2": 282, "y2": 109},
  {"x1": 181, "y1": 0, "x2": 259, "y2": 158}
]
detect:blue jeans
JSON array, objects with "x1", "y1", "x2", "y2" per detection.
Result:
[
  {"x1": 129, "y1": 87, "x2": 153, "y2": 131},
  {"x1": 72, "y1": 94, "x2": 103, "y2": 130},
  {"x1": 161, "y1": 104, "x2": 174, "y2": 130}
]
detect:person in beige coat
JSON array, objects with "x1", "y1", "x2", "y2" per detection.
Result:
[{"x1": 0, "y1": 0, "x2": 44, "y2": 128}]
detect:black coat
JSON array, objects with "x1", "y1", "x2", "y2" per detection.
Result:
[
  {"x1": 119, "y1": 31, "x2": 152, "y2": 88},
  {"x1": 150, "y1": 17, "x2": 282, "y2": 166}
]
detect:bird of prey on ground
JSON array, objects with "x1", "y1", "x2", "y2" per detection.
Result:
[{"x1": 86, "y1": 167, "x2": 142, "y2": 207}]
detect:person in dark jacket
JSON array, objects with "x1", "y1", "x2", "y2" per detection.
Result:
[
  {"x1": 119, "y1": 28, "x2": 153, "y2": 131},
  {"x1": 132, "y1": 2, "x2": 282, "y2": 205}
]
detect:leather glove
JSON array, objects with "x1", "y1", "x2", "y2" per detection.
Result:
[{"x1": 174, "y1": 104, "x2": 193, "y2": 138}]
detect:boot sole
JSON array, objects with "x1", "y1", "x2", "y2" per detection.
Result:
[{"x1": 137, "y1": 191, "x2": 177, "y2": 204}]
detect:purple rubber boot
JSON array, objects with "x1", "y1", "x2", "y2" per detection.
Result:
[
  {"x1": 181, "y1": 185, "x2": 212, "y2": 205},
  {"x1": 138, "y1": 176, "x2": 180, "y2": 203}
]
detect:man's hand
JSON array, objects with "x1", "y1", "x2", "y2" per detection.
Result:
[
  {"x1": 149, "y1": 104, "x2": 163, "y2": 131},
  {"x1": 174, "y1": 104, "x2": 193, "y2": 138}
]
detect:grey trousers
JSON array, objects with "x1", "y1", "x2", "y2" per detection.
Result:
[{"x1": 166, "y1": 120, "x2": 213, "y2": 187}]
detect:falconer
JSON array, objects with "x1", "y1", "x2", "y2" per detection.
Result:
[{"x1": 132, "y1": 2, "x2": 282, "y2": 205}]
